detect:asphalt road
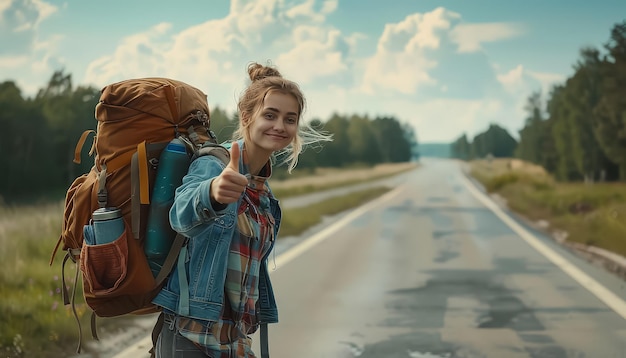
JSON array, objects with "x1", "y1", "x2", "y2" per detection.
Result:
[{"x1": 107, "y1": 158, "x2": 626, "y2": 358}]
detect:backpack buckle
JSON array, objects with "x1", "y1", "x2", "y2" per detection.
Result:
[
  {"x1": 66, "y1": 248, "x2": 80, "y2": 263},
  {"x1": 97, "y1": 189, "x2": 108, "y2": 208},
  {"x1": 97, "y1": 164, "x2": 108, "y2": 208}
]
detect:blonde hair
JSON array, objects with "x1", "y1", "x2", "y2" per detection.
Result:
[{"x1": 232, "y1": 62, "x2": 332, "y2": 172}]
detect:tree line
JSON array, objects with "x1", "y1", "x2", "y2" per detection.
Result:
[
  {"x1": 0, "y1": 73, "x2": 417, "y2": 204},
  {"x1": 451, "y1": 21, "x2": 626, "y2": 182}
]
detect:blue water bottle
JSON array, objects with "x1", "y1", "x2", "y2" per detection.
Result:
[
  {"x1": 144, "y1": 138, "x2": 190, "y2": 276},
  {"x1": 90, "y1": 207, "x2": 125, "y2": 244}
]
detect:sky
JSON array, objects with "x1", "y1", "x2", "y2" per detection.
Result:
[{"x1": 1, "y1": 0, "x2": 625, "y2": 143}]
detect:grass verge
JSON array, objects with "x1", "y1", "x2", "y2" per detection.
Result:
[
  {"x1": 270, "y1": 162, "x2": 417, "y2": 198},
  {"x1": 279, "y1": 186, "x2": 392, "y2": 237},
  {"x1": 468, "y1": 158, "x2": 626, "y2": 258},
  {"x1": 0, "y1": 202, "x2": 88, "y2": 357}
]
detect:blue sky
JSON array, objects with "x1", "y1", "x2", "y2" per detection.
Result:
[{"x1": 1, "y1": 0, "x2": 625, "y2": 143}]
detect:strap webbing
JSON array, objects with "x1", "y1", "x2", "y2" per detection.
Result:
[
  {"x1": 147, "y1": 234, "x2": 185, "y2": 356},
  {"x1": 260, "y1": 323, "x2": 269, "y2": 358},
  {"x1": 130, "y1": 152, "x2": 141, "y2": 239},
  {"x1": 60, "y1": 252, "x2": 72, "y2": 306},
  {"x1": 137, "y1": 141, "x2": 150, "y2": 204},
  {"x1": 150, "y1": 313, "x2": 165, "y2": 358},
  {"x1": 90, "y1": 312, "x2": 99, "y2": 341},
  {"x1": 131, "y1": 142, "x2": 170, "y2": 240},
  {"x1": 96, "y1": 164, "x2": 108, "y2": 208},
  {"x1": 103, "y1": 150, "x2": 135, "y2": 173},
  {"x1": 155, "y1": 233, "x2": 187, "y2": 286},
  {"x1": 73, "y1": 130, "x2": 96, "y2": 164},
  {"x1": 61, "y1": 251, "x2": 83, "y2": 353},
  {"x1": 177, "y1": 245, "x2": 190, "y2": 316}
]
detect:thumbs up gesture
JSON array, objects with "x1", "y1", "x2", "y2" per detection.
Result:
[{"x1": 210, "y1": 142, "x2": 248, "y2": 205}]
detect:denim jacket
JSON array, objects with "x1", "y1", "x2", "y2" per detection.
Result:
[{"x1": 152, "y1": 140, "x2": 281, "y2": 324}]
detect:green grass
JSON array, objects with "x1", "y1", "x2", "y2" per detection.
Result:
[
  {"x1": 469, "y1": 159, "x2": 626, "y2": 258},
  {"x1": 0, "y1": 182, "x2": 395, "y2": 357},
  {"x1": 0, "y1": 202, "x2": 91, "y2": 357},
  {"x1": 279, "y1": 186, "x2": 392, "y2": 237}
]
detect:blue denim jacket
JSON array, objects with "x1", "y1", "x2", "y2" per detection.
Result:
[{"x1": 152, "y1": 140, "x2": 281, "y2": 324}]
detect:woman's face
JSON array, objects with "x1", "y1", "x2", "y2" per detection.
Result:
[{"x1": 246, "y1": 90, "x2": 299, "y2": 155}]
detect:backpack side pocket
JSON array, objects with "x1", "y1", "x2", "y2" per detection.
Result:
[{"x1": 80, "y1": 224, "x2": 130, "y2": 294}]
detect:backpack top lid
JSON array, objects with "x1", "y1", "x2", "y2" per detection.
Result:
[
  {"x1": 96, "y1": 77, "x2": 210, "y2": 124},
  {"x1": 93, "y1": 77, "x2": 212, "y2": 172}
]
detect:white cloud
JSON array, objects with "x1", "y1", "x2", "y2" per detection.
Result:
[
  {"x1": 320, "y1": 0, "x2": 337, "y2": 14},
  {"x1": 360, "y1": 8, "x2": 462, "y2": 95},
  {"x1": 497, "y1": 64, "x2": 528, "y2": 94},
  {"x1": 0, "y1": 0, "x2": 11, "y2": 12},
  {"x1": 277, "y1": 27, "x2": 350, "y2": 83},
  {"x1": 0, "y1": 0, "x2": 57, "y2": 55},
  {"x1": 527, "y1": 70, "x2": 565, "y2": 93},
  {"x1": 497, "y1": 64, "x2": 563, "y2": 98},
  {"x1": 30, "y1": 0, "x2": 55, "y2": 22},
  {"x1": 286, "y1": 0, "x2": 330, "y2": 23},
  {"x1": 0, "y1": 54, "x2": 27, "y2": 67},
  {"x1": 451, "y1": 22, "x2": 526, "y2": 53},
  {"x1": 84, "y1": 23, "x2": 174, "y2": 87},
  {"x1": 494, "y1": 65, "x2": 564, "y2": 133},
  {"x1": 82, "y1": 0, "x2": 356, "y2": 116},
  {"x1": 359, "y1": 7, "x2": 528, "y2": 100},
  {"x1": 354, "y1": 7, "x2": 553, "y2": 141},
  {"x1": 0, "y1": 0, "x2": 63, "y2": 93}
]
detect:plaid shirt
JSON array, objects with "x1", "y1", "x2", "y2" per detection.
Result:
[{"x1": 175, "y1": 162, "x2": 274, "y2": 357}]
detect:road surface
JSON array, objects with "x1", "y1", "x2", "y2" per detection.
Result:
[{"x1": 103, "y1": 159, "x2": 626, "y2": 358}]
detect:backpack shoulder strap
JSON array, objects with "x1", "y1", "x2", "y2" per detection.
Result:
[{"x1": 192, "y1": 142, "x2": 230, "y2": 166}]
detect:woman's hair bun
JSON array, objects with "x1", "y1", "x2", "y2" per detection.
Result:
[{"x1": 248, "y1": 62, "x2": 282, "y2": 82}]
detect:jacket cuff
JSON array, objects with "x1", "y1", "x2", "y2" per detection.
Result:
[{"x1": 197, "y1": 178, "x2": 227, "y2": 219}]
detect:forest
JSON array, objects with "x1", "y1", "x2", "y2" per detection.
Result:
[
  {"x1": 451, "y1": 21, "x2": 626, "y2": 183},
  {"x1": 0, "y1": 74, "x2": 418, "y2": 204}
]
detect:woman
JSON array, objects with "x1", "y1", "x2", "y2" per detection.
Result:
[{"x1": 152, "y1": 62, "x2": 330, "y2": 357}]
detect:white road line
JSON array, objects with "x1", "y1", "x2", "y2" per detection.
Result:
[
  {"x1": 460, "y1": 173, "x2": 626, "y2": 320},
  {"x1": 113, "y1": 184, "x2": 405, "y2": 358}
]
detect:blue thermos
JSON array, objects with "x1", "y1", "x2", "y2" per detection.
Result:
[
  {"x1": 144, "y1": 138, "x2": 190, "y2": 276},
  {"x1": 89, "y1": 207, "x2": 125, "y2": 244}
]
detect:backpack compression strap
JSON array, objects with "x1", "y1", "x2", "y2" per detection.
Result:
[
  {"x1": 130, "y1": 141, "x2": 170, "y2": 239},
  {"x1": 73, "y1": 129, "x2": 96, "y2": 164},
  {"x1": 260, "y1": 323, "x2": 269, "y2": 358},
  {"x1": 61, "y1": 251, "x2": 85, "y2": 353}
]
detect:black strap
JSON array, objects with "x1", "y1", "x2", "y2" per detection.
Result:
[
  {"x1": 149, "y1": 312, "x2": 165, "y2": 358},
  {"x1": 260, "y1": 323, "x2": 269, "y2": 358}
]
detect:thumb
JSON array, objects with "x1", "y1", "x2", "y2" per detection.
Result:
[{"x1": 227, "y1": 141, "x2": 241, "y2": 172}]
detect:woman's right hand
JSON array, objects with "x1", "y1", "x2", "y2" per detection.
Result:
[{"x1": 210, "y1": 142, "x2": 248, "y2": 205}]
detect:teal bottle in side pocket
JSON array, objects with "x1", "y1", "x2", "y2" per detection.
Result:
[
  {"x1": 144, "y1": 138, "x2": 190, "y2": 276},
  {"x1": 86, "y1": 207, "x2": 125, "y2": 245}
]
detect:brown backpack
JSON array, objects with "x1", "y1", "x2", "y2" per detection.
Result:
[{"x1": 50, "y1": 78, "x2": 229, "y2": 353}]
